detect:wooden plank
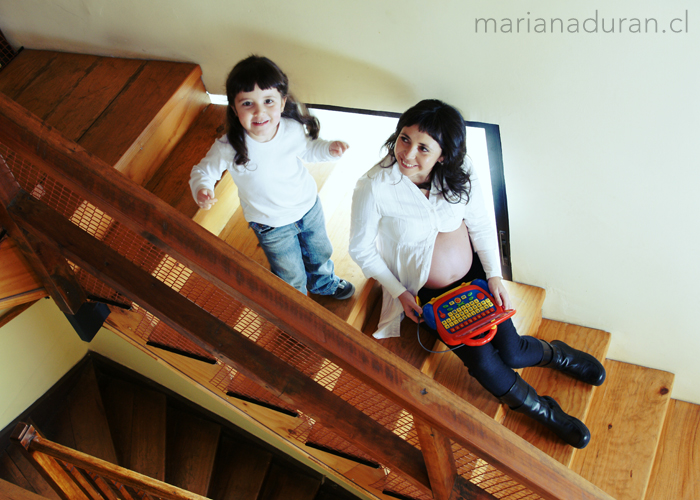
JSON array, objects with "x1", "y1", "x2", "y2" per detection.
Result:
[
  {"x1": 78, "y1": 60, "x2": 208, "y2": 185},
  {"x1": 4, "y1": 448, "x2": 60, "y2": 500},
  {"x1": 0, "y1": 452, "x2": 36, "y2": 494},
  {"x1": 0, "y1": 291, "x2": 46, "y2": 310},
  {"x1": 502, "y1": 320, "x2": 610, "y2": 466},
  {"x1": 129, "y1": 387, "x2": 167, "y2": 481},
  {"x1": 206, "y1": 436, "x2": 272, "y2": 500},
  {"x1": 258, "y1": 462, "x2": 320, "y2": 500},
  {"x1": 145, "y1": 104, "x2": 227, "y2": 218},
  {"x1": 165, "y1": 407, "x2": 221, "y2": 496},
  {"x1": 0, "y1": 50, "x2": 57, "y2": 100},
  {"x1": 0, "y1": 477, "x2": 55, "y2": 500},
  {"x1": 0, "y1": 238, "x2": 44, "y2": 304},
  {"x1": 0, "y1": 95, "x2": 615, "y2": 500},
  {"x1": 10, "y1": 191, "x2": 432, "y2": 495},
  {"x1": 570, "y1": 360, "x2": 674, "y2": 500},
  {"x1": 99, "y1": 377, "x2": 136, "y2": 468},
  {"x1": 11, "y1": 53, "x2": 99, "y2": 121},
  {"x1": 65, "y1": 363, "x2": 119, "y2": 464},
  {"x1": 644, "y1": 399, "x2": 700, "y2": 500},
  {"x1": 414, "y1": 419, "x2": 456, "y2": 500},
  {"x1": 44, "y1": 58, "x2": 145, "y2": 143}
]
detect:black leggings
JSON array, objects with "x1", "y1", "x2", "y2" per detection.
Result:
[{"x1": 417, "y1": 253, "x2": 544, "y2": 397}]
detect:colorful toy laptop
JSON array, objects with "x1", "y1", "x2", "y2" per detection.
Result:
[{"x1": 420, "y1": 279, "x2": 516, "y2": 347}]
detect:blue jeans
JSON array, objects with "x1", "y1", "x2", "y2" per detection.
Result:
[{"x1": 248, "y1": 197, "x2": 339, "y2": 295}]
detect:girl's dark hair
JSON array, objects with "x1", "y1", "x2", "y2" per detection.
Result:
[
  {"x1": 383, "y1": 99, "x2": 470, "y2": 203},
  {"x1": 225, "y1": 55, "x2": 320, "y2": 166}
]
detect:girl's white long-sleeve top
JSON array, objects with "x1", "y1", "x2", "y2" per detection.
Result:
[
  {"x1": 189, "y1": 118, "x2": 336, "y2": 227},
  {"x1": 349, "y1": 157, "x2": 502, "y2": 339}
]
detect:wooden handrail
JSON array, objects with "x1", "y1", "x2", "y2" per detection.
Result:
[
  {"x1": 0, "y1": 92, "x2": 615, "y2": 500},
  {"x1": 11, "y1": 423, "x2": 209, "y2": 500}
]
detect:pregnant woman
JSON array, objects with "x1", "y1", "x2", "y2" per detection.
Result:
[{"x1": 349, "y1": 99, "x2": 605, "y2": 448}]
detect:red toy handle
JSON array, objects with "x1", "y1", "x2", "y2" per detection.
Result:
[{"x1": 458, "y1": 324, "x2": 499, "y2": 346}]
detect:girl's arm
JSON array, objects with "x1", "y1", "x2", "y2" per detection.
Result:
[{"x1": 189, "y1": 137, "x2": 233, "y2": 210}]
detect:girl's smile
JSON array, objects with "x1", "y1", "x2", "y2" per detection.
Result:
[
  {"x1": 232, "y1": 85, "x2": 287, "y2": 143},
  {"x1": 394, "y1": 125, "x2": 444, "y2": 185}
]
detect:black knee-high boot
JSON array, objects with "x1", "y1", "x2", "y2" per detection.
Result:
[
  {"x1": 499, "y1": 374, "x2": 590, "y2": 449},
  {"x1": 537, "y1": 339, "x2": 606, "y2": 386}
]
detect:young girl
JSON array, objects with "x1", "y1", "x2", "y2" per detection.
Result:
[
  {"x1": 190, "y1": 55, "x2": 354, "y2": 299},
  {"x1": 349, "y1": 100, "x2": 605, "y2": 449}
]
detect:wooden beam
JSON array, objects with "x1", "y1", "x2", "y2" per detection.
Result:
[
  {"x1": 8, "y1": 191, "x2": 432, "y2": 494},
  {"x1": 415, "y1": 419, "x2": 457, "y2": 500},
  {"x1": 0, "y1": 299, "x2": 40, "y2": 328},
  {"x1": 0, "y1": 155, "x2": 86, "y2": 315},
  {"x1": 0, "y1": 92, "x2": 615, "y2": 500}
]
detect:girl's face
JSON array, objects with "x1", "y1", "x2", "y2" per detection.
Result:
[
  {"x1": 232, "y1": 85, "x2": 287, "y2": 143},
  {"x1": 394, "y1": 125, "x2": 444, "y2": 184}
]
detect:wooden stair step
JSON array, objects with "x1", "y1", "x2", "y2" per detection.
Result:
[
  {"x1": 165, "y1": 406, "x2": 221, "y2": 496},
  {"x1": 0, "y1": 238, "x2": 45, "y2": 309},
  {"x1": 0, "y1": 447, "x2": 60, "y2": 500},
  {"x1": 258, "y1": 461, "x2": 321, "y2": 500},
  {"x1": 100, "y1": 377, "x2": 167, "y2": 481},
  {"x1": 0, "y1": 477, "x2": 54, "y2": 500},
  {"x1": 78, "y1": 59, "x2": 208, "y2": 186},
  {"x1": 644, "y1": 398, "x2": 700, "y2": 500},
  {"x1": 207, "y1": 435, "x2": 273, "y2": 500},
  {"x1": 0, "y1": 49, "x2": 208, "y2": 187},
  {"x1": 570, "y1": 360, "x2": 674, "y2": 500},
  {"x1": 42, "y1": 362, "x2": 118, "y2": 465},
  {"x1": 502, "y1": 319, "x2": 611, "y2": 465}
]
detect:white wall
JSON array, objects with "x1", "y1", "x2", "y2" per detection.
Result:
[{"x1": 1, "y1": 0, "x2": 699, "y2": 403}]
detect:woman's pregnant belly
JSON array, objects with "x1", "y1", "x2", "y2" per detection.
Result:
[{"x1": 424, "y1": 222, "x2": 473, "y2": 289}]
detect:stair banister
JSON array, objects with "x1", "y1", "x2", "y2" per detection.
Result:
[
  {"x1": 11, "y1": 423, "x2": 210, "y2": 500},
  {"x1": 0, "y1": 92, "x2": 615, "y2": 500}
]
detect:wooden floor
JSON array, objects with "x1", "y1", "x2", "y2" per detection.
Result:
[{"x1": 2, "y1": 49, "x2": 700, "y2": 500}]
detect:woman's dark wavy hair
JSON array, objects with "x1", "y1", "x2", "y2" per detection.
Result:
[
  {"x1": 226, "y1": 55, "x2": 320, "y2": 166},
  {"x1": 383, "y1": 99, "x2": 470, "y2": 204}
]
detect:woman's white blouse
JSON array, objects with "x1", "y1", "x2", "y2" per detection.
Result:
[{"x1": 349, "y1": 157, "x2": 502, "y2": 339}]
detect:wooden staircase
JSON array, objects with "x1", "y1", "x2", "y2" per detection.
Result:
[
  {"x1": 0, "y1": 354, "x2": 358, "y2": 500},
  {"x1": 0, "y1": 49, "x2": 699, "y2": 500}
]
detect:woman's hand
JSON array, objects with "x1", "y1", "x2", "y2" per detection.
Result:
[
  {"x1": 488, "y1": 277, "x2": 512, "y2": 310},
  {"x1": 196, "y1": 188, "x2": 218, "y2": 210},
  {"x1": 329, "y1": 141, "x2": 350, "y2": 157},
  {"x1": 399, "y1": 290, "x2": 423, "y2": 323}
]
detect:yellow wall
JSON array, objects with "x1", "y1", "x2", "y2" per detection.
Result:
[
  {"x1": 0, "y1": 299, "x2": 87, "y2": 430},
  {"x1": 1, "y1": 0, "x2": 699, "y2": 405}
]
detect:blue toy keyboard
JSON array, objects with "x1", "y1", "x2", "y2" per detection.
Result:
[{"x1": 420, "y1": 279, "x2": 516, "y2": 347}]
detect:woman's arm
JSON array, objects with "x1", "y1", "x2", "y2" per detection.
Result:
[{"x1": 349, "y1": 174, "x2": 407, "y2": 299}]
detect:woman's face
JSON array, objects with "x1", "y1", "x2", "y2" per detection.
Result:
[{"x1": 394, "y1": 125, "x2": 444, "y2": 184}]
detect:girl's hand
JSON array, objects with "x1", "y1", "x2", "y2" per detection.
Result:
[
  {"x1": 399, "y1": 290, "x2": 423, "y2": 324},
  {"x1": 488, "y1": 276, "x2": 513, "y2": 310},
  {"x1": 329, "y1": 141, "x2": 350, "y2": 157},
  {"x1": 196, "y1": 188, "x2": 218, "y2": 210}
]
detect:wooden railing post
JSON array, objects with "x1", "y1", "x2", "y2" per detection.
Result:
[{"x1": 11, "y1": 424, "x2": 92, "y2": 500}]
